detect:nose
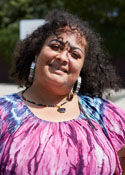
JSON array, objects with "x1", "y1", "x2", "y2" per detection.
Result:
[{"x1": 56, "y1": 50, "x2": 69, "y2": 64}]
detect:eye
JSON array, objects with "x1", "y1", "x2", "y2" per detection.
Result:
[
  {"x1": 71, "y1": 51, "x2": 81, "y2": 59},
  {"x1": 49, "y1": 44, "x2": 60, "y2": 51}
]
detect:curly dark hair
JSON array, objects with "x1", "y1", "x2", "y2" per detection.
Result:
[{"x1": 10, "y1": 9, "x2": 121, "y2": 97}]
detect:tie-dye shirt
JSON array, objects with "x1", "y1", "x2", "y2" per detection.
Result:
[{"x1": 0, "y1": 93, "x2": 124, "y2": 175}]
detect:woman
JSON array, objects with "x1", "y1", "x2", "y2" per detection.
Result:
[{"x1": 0, "y1": 9, "x2": 125, "y2": 175}]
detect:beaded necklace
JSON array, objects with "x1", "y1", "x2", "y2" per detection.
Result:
[{"x1": 21, "y1": 90, "x2": 71, "y2": 113}]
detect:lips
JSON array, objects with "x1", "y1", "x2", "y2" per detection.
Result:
[
  {"x1": 49, "y1": 64, "x2": 68, "y2": 73},
  {"x1": 59, "y1": 67, "x2": 68, "y2": 73}
]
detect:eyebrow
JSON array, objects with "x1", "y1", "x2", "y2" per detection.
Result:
[
  {"x1": 70, "y1": 46, "x2": 84, "y2": 54},
  {"x1": 49, "y1": 39, "x2": 84, "y2": 54}
]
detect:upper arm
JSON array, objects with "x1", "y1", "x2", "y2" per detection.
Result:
[
  {"x1": 118, "y1": 146, "x2": 125, "y2": 174},
  {"x1": 103, "y1": 100, "x2": 125, "y2": 152}
]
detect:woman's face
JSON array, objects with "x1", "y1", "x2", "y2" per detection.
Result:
[{"x1": 33, "y1": 31, "x2": 86, "y2": 93}]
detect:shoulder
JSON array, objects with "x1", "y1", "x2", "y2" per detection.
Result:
[
  {"x1": 78, "y1": 93, "x2": 105, "y2": 109},
  {"x1": 0, "y1": 93, "x2": 20, "y2": 103},
  {"x1": 0, "y1": 93, "x2": 26, "y2": 136},
  {"x1": 78, "y1": 93, "x2": 125, "y2": 150},
  {"x1": 78, "y1": 93, "x2": 125, "y2": 119},
  {"x1": 0, "y1": 93, "x2": 20, "y2": 108},
  {"x1": 0, "y1": 93, "x2": 22, "y2": 119},
  {"x1": 78, "y1": 93, "x2": 106, "y2": 122}
]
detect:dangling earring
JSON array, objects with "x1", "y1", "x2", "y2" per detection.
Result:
[
  {"x1": 74, "y1": 76, "x2": 81, "y2": 94},
  {"x1": 28, "y1": 61, "x2": 36, "y2": 83},
  {"x1": 68, "y1": 88, "x2": 74, "y2": 101},
  {"x1": 68, "y1": 76, "x2": 81, "y2": 100}
]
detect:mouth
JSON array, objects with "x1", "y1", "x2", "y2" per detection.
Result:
[{"x1": 49, "y1": 64, "x2": 68, "y2": 73}]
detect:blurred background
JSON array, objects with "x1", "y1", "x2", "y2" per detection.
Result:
[{"x1": 0, "y1": 0, "x2": 125, "y2": 109}]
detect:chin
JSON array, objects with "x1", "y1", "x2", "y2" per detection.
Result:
[
  {"x1": 51, "y1": 79, "x2": 65, "y2": 87},
  {"x1": 52, "y1": 79, "x2": 69, "y2": 89}
]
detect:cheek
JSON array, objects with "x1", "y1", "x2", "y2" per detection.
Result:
[
  {"x1": 69, "y1": 59, "x2": 83, "y2": 74},
  {"x1": 37, "y1": 47, "x2": 53, "y2": 61}
]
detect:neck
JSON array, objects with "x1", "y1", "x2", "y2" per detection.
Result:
[{"x1": 24, "y1": 84, "x2": 71, "y2": 105}]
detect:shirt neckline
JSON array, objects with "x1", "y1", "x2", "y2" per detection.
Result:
[{"x1": 13, "y1": 92, "x2": 85, "y2": 124}]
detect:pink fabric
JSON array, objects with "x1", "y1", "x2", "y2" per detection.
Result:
[{"x1": 0, "y1": 93, "x2": 124, "y2": 175}]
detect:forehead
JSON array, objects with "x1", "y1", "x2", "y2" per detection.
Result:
[{"x1": 45, "y1": 29, "x2": 87, "y2": 48}]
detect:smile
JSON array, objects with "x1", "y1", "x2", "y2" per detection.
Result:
[{"x1": 49, "y1": 64, "x2": 68, "y2": 74}]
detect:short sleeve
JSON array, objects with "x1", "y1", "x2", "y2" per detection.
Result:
[{"x1": 103, "y1": 100, "x2": 125, "y2": 152}]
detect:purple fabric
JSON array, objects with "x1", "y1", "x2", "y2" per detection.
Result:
[{"x1": 0, "y1": 93, "x2": 125, "y2": 175}]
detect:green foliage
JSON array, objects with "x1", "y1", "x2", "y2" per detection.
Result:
[
  {"x1": 63, "y1": 0, "x2": 125, "y2": 58},
  {"x1": 0, "y1": 0, "x2": 125, "y2": 65},
  {"x1": 99, "y1": 24, "x2": 125, "y2": 57},
  {"x1": 0, "y1": 22, "x2": 19, "y2": 64}
]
